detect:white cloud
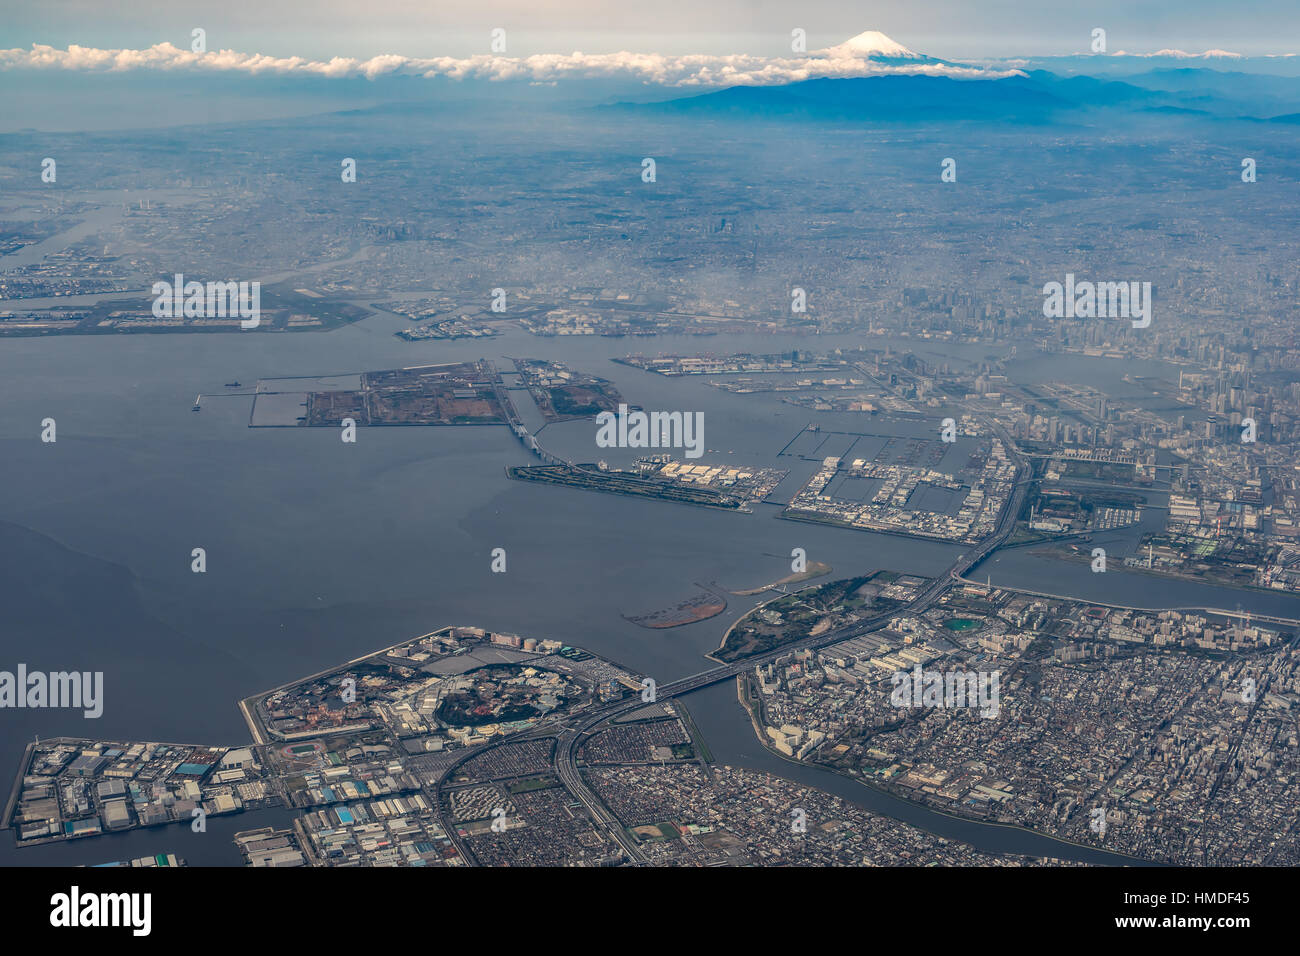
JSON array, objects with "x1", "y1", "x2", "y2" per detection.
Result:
[
  {"x1": 0, "y1": 37, "x2": 1024, "y2": 87},
  {"x1": 1113, "y1": 48, "x2": 1244, "y2": 58}
]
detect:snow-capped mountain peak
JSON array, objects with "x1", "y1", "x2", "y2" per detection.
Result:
[{"x1": 823, "y1": 31, "x2": 923, "y2": 60}]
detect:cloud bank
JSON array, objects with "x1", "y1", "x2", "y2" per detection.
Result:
[
  {"x1": 8, "y1": 30, "x2": 1282, "y2": 89},
  {"x1": 0, "y1": 38, "x2": 1025, "y2": 87}
]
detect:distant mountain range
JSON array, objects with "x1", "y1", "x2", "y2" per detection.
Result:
[
  {"x1": 591, "y1": 28, "x2": 1298, "y2": 125},
  {"x1": 4, "y1": 28, "x2": 1296, "y2": 133},
  {"x1": 612, "y1": 63, "x2": 1299, "y2": 126}
]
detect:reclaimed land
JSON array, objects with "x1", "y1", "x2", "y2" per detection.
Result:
[
  {"x1": 623, "y1": 590, "x2": 728, "y2": 629},
  {"x1": 710, "y1": 572, "x2": 903, "y2": 665},
  {"x1": 730, "y1": 560, "x2": 832, "y2": 595},
  {"x1": 506, "y1": 464, "x2": 746, "y2": 510}
]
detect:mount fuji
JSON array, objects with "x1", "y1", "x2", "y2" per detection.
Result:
[
  {"x1": 819, "y1": 30, "x2": 937, "y2": 64},
  {"x1": 614, "y1": 29, "x2": 1292, "y2": 125}
]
